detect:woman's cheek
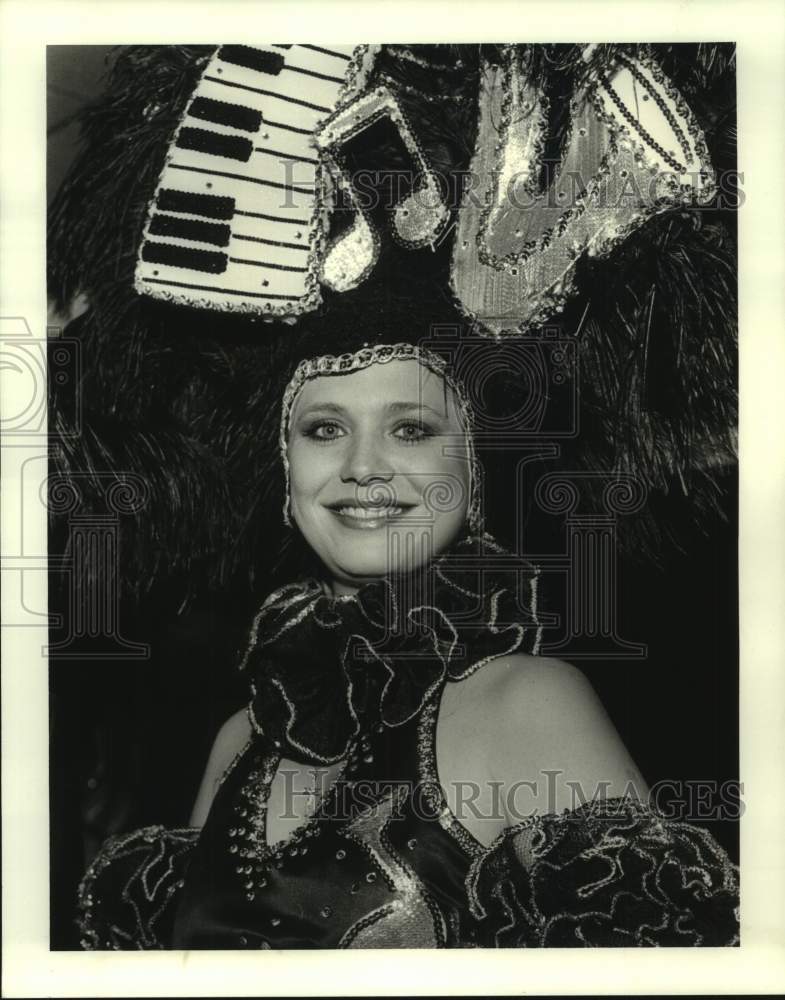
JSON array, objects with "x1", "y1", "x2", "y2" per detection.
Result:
[{"x1": 291, "y1": 442, "x2": 334, "y2": 497}]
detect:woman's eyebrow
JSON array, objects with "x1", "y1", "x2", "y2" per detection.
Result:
[
  {"x1": 386, "y1": 401, "x2": 447, "y2": 418},
  {"x1": 296, "y1": 400, "x2": 449, "y2": 420},
  {"x1": 294, "y1": 401, "x2": 347, "y2": 418}
]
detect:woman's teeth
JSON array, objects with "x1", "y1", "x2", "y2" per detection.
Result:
[{"x1": 337, "y1": 506, "x2": 404, "y2": 518}]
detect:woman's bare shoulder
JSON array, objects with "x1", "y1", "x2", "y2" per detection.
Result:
[
  {"x1": 445, "y1": 653, "x2": 647, "y2": 820},
  {"x1": 448, "y1": 653, "x2": 594, "y2": 723},
  {"x1": 477, "y1": 653, "x2": 599, "y2": 712},
  {"x1": 189, "y1": 707, "x2": 253, "y2": 828},
  {"x1": 211, "y1": 707, "x2": 254, "y2": 760}
]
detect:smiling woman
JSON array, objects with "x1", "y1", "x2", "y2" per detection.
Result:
[
  {"x1": 286, "y1": 355, "x2": 472, "y2": 593},
  {"x1": 51, "y1": 42, "x2": 739, "y2": 953}
]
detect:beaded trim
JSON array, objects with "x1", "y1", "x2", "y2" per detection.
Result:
[
  {"x1": 336, "y1": 44, "x2": 377, "y2": 110},
  {"x1": 229, "y1": 741, "x2": 352, "y2": 902},
  {"x1": 613, "y1": 52, "x2": 692, "y2": 167},
  {"x1": 341, "y1": 785, "x2": 448, "y2": 947},
  {"x1": 378, "y1": 72, "x2": 473, "y2": 106},
  {"x1": 385, "y1": 46, "x2": 465, "y2": 74},
  {"x1": 279, "y1": 342, "x2": 483, "y2": 533},
  {"x1": 338, "y1": 903, "x2": 398, "y2": 947},
  {"x1": 416, "y1": 696, "x2": 486, "y2": 860}
]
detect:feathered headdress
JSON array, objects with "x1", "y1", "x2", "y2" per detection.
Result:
[{"x1": 48, "y1": 43, "x2": 737, "y2": 606}]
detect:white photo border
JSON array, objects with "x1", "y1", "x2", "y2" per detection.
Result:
[{"x1": 2, "y1": 0, "x2": 784, "y2": 995}]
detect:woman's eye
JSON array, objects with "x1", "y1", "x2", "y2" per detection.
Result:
[
  {"x1": 306, "y1": 421, "x2": 345, "y2": 441},
  {"x1": 393, "y1": 422, "x2": 431, "y2": 443}
]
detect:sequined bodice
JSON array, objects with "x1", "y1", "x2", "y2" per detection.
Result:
[
  {"x1": 171, "y1": 693, "x2": 485, "y2": 949},
  {"x1": 78, "y1": 667, "x2": 741, "y2": 951}
]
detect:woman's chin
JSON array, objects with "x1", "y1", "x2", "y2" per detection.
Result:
[
  {"x1": 325, "y1": 546, "x2": 427, "y2": 587},
  {"x1": 301, "y1": 513, "x2": 466, "y2": 586}
]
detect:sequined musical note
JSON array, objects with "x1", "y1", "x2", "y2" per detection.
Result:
[
  {"x1": 319, "y1": 171, "x2": 380, "y2": 293},
  {"x1": 314, "y1": 85, "x2": 451, "y2": 258},
  {"x1": 451, "y1": 47, "x2": 716, "y2": 337}
]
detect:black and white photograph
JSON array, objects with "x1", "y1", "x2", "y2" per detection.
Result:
[
  {"x1": 2, "y1": 1, "x2": 785, "y2": 996},
  {"x1": 46, "y1": 37, "x2": 742, "y2": 951}
]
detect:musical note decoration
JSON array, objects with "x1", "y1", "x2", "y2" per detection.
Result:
[
  {"x1": 450, "y1": 46, "x2": 717, "y2": 337},
  {"x1": 314, "y1": 85, "x2": 451, "y2": 291},
  {"x1": 318, "y1": 172, "x2": 380, "y2": 294}
]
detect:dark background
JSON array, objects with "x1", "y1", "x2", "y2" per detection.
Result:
[{"x1": 47, "y1": 46, "x2": 739, "y2": 949}]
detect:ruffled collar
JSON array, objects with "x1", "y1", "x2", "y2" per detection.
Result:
[{"x1": 239, "y1": 537, "x2": 542, "y2": 765}]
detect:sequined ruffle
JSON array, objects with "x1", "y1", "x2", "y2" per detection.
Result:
[
  {"x1": 78, "y1": 825, "x2": 199, "y2": 950},
  {"x1": 240, "y1": 536, "x2": 541, "y2": 764},
  {"x1": 465, "y1": 797, "x2": 740, "y2": 947}
]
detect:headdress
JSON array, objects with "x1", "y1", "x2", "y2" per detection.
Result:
[
  {"x1": 128, "y1": 44, "x2": 714, "y2": 332},
  {"x1": 48, "y1": 43, "x2": 737, "y2": 606}
]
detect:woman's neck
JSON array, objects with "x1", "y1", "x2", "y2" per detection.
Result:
[{"x1": 325, "y1": 579, "x2": 360, "y2": 598}]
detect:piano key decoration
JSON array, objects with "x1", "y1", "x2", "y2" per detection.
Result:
[{"x1": 135, "y1": 44, "x2": 377, "y2": 317}]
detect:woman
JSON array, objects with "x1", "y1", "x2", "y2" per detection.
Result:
[
  {"x1": 52, "y1": 42, "x2": 737, "y2": 949},
  {"x1": 78, "y1": 308, "x2": 739, "y2": 949}
]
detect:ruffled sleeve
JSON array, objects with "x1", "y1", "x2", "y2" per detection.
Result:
[
  {"x1": 465, "y1": 799, "x2": 739, "y2": 947},
  {"x1": 78, "y1": 825, "x2": 199, "y2": 949}
]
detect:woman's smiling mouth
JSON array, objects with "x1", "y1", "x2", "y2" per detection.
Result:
[{"x1": 325, "y1": 500, "x2": 417, "y2": 529}]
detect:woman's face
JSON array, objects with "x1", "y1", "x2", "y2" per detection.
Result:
[{"x1": 287, "y1": 359, "x2": 472, "y2": 595}]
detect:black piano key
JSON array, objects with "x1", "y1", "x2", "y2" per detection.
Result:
[
  {"x1": 176, "y1": 127, "x2": 253, "y2": 163},
  {"x1": 148, "y1": 214, "x2": 231, "y2": 247},
  {"x1": 169, "y1": 161, "x2": 314, "y2": 195},
  {"x1": 189, "y1": 96, "x2": 263, "y2": 134},
  {"x1": 284, "y1": 64, "x2": 345, "y2": 85},
  {"x1": 218, "y1": 45, "x2": 284, "y2": 75},
  {"x1": 141, "y1": 241, "x2": 227, "y2": 274},
  {"x1": 203, "y1": 75, "x2": 331, "y2": 114},
  {"x1": 234, "y1": 209, "x2": 308, "y2": 225},
  {"x1": 228, "y1": 256, "x2": 308, "y2": 273},
  {"x1": 302, "y1": 44, "x2": 352, "y2": 62},
  {"x1": 156, "y1": 188, "x2": 235, "y2": 220}
]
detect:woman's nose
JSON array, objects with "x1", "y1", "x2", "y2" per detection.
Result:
[{"x1": 339, "y1": 431, "x2": 394, "y2": 485}]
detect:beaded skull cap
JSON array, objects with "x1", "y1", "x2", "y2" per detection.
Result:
[{"x1": 279, "y1": 342, "x2": 483, "y2": 533}]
